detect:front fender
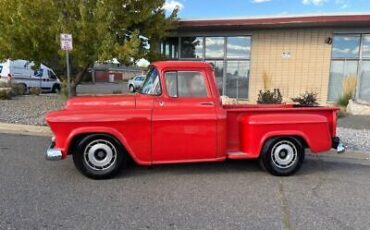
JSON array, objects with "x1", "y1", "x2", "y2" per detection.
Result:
[{"x1": 63, "y1": 127, "x2": 151, "y2": 165}]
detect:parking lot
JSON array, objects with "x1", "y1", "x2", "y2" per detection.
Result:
[{"x1": 1, "y1": 133, "x2": 370, "y2": 230}]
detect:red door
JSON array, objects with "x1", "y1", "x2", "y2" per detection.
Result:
[{"x1": 152, "y1": 97, "x2": 218, "y2": 163}]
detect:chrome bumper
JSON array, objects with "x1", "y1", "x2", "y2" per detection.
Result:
[
  {"x1": 332, "y1": 137, "x2": 346, "y2": 154},
  {"x1": 45, "y1": 144, "x2": 62, "y2": 161}
]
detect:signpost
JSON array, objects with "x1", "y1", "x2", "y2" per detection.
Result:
[{"x1": 60, "y1": 33, "x2": 73, "y2": 97}]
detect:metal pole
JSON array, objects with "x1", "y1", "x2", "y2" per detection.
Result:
[{"x1": 66, "y1": 50, "x2": 71, "y2": 97}]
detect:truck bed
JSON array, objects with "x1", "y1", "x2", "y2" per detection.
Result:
[{"x1": 223, "y1": 104, "x2": 338, "y2": 155}]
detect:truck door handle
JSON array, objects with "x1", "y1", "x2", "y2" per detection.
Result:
[{"x1": 200, "y1": 102, "x2": 214, "y2": 106}]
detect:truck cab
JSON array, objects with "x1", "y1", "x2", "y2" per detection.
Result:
[{"x1": 45, "y1": 61, "x2": 345, "y2": 179}]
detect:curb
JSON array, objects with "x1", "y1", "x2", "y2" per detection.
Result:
[{"x1": 0, "y1": 122, "x2": 51, "y2": 137}]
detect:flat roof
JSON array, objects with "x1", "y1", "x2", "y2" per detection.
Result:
[{"x1": 177, "y1": 13, "x2": 370, "y2": 30}]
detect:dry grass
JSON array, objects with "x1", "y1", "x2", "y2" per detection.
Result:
[
  {"x1": 342, "y1": 75, "x2": 357, "y2": 97},
  {"x1": 262, "y1": 71, "x2": 272, "y2": 90}
]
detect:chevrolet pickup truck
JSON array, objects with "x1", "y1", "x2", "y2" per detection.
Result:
[{"x1": 45, "y1": 61, "x2": 345, "y2": 179}]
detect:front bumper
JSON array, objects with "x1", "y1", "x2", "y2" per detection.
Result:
[
  {"x1": 332, "y1": 137, "x2": 346, "y2": 154},
  {"x1": 45, "y1": 142, "x2": 62, "y2": 161}
]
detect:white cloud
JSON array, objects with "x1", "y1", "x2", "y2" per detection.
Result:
[
  {"x1": 162, "y1": 0, "x2": 184, "y2": 12},
  {"x1": 302, "y1": 0, "x2": 328, "y2": 5},
  {"x1": 251, "y1": 0, "x2": 272, "y2": 3}
]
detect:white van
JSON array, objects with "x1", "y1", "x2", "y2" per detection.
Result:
[{"x1": 0, "y1": 59, "x2": 61, "y2": 93}]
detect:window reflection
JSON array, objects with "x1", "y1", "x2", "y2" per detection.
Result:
[
  {"x1": 205, "y1": 37, "x2": 224, "y2": 58},
  {"x1": 161, "y1": 37, "x2": 178, "y2": 59},
  {"x1": 328, "y1": 60, "x2": 358, "y2": 101},
  {"x1": 225, "y1": 61, "x2": 249, "y2": 99},
  {"x1": 180, "y1": 37, "x2": 203, "y2": 58},
  {"x1": 227, "y1": 37, "x2": 251, "y2": 59},
  {"x1": 331, "y1": 35, "x2": 360, "y2": 59},
  {"x1": 207, "y1": 61, "x2": 224, "y2": 96},
  {"x1": 362, "y1": 35, "x2": 370, "y2": 58},
  {"x1": 359, "y1": 61, "x2": 370, "y2": 101}
]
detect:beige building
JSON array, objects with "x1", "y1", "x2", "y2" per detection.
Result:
[{"x1": 161, "y1": 14, "x2": 370, "y2": 104}]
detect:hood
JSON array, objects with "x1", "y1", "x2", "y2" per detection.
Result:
[{"x1": 64, "y1": 95, "x2": 136, "y2": 111}]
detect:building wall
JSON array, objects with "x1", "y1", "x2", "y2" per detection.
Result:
[{"x1": 249, "y1": 29, "x2": 333, "y2": 104}]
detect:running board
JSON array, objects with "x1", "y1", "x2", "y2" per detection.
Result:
[{"x1": 227, "y1": 151, "x2": 256, "y2": 159}]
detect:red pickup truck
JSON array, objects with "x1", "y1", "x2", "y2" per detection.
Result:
[{"x1": 46, "y1": 61, "x2": 345, "y2": 179}]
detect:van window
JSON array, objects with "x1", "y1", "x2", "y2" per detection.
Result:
[
  {"x1": 34, "y1": 69, "x2": 43, "y2": 77},
  {"x1": 48, "y1": 70, "x2": 57, "y2": 80},
  {"x1": 0, "y1": 66, "x2": 3, "y2": 73}
]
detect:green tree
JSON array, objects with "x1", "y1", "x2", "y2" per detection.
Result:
[{"x1": 0, "y1": 0, "x2": 178, "y2": 95}]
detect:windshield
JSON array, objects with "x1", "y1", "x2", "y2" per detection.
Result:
[{"x1": 140, "y1": 68, "x2": 161, "y2": 95}]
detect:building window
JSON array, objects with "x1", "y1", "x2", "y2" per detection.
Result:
[
  {"x1": 160, "y1": 37, "x2": 179, "y2": 59},
  {"x1": 205, "y1": 37, "x2": 224, "y2": 58},
  {"x1": 328, "y1": 34, "x2": 370, "y2": 101},
  {"x1": 180, "y1": 37, "x2": 203, "y2": 59},
  {"x1": 171, "y1": 35, "x2": 251, "y2": 100},
  {"x1": 227, "y1": 37, "x2": 251, "y2": 59}
]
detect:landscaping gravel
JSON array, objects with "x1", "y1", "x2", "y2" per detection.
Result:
[
  {"x1": 337, "y1": 127, "x2": 370, "y2": 153},
  {"x1": 0, "y1": 95, "x2": 65, "y2": 126}
]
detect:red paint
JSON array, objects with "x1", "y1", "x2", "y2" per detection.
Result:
[{"x1": 46, "y1": 61, "x2": 339, "y2": 165}]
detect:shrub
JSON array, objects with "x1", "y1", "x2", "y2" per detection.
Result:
[
  {"x1": 30, "y1": 87, "x2": 41, "y2": 96},
  {"x1": 0, "y1": 88, "x2": 12, "y2": 100},
  {"x1": 291, "y1": 91, "x2": 319, "y2": 106},
  {"x1": 336, "y1": 75, "x2": 357, "y2": 107},
  {"x1": 257, "y1": 89, "x2": 283, "y2": 104},
  {"x1": 11, "y1": 83, "x2": 27, "y2": 96}
]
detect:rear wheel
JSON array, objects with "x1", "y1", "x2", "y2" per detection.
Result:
[
  {"x1": 72, "y1": 134, "x2": 127, "y2": 179},
  {"x1": 259, "y1": 137, "x2": 305, "y2": 176}
]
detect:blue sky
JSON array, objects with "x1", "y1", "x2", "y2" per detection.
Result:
[{"x1": 163, "y1": 0, "x2": 370, "y2": 19}]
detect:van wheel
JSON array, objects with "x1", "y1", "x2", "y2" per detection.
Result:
[
  {"x1": 51, "y1": 84, "x2": 61, "y2": 93},
  {"x1": 129, "y1": 85, "x2": 135, "y2": 93},
  {"x1": 259, "y1": 137, "x2": 304, "y2": 176},
  {"x1": 72, "y1": 134, "x2": 127, "y2": 179}
]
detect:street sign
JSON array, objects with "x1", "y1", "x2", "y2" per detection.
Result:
[{"x1": 60, "y1": 33, "x2": 73, "y2": 51}]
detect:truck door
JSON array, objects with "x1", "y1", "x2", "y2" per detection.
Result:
[{"x1": 152, "y1": 70, "x2": 218, "y2": 162}]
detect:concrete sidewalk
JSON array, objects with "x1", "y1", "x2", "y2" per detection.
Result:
[{"x1": 0, "y1": 122, "x2": 51, "y2": 136}]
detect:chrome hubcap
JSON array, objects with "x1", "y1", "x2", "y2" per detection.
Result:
[
  {"x1": 84, "y1": 139, "x2": 117, "y2": 171},
  {"x1": 271, "y1": 140, "x2": 297, "y2": 169}
]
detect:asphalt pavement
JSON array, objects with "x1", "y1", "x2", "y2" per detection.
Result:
[{"x1": 1, "y1": 133, "x2": 370, "y2": 230}]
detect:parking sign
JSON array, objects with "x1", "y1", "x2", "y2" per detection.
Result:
[{"x1": 60, "y1": 33, "x2": 73, "y2": 51}]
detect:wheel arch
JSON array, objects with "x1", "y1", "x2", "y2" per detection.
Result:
[
  {"x1": 258, "y1": 131, "x2": 310, "y2": 157},
  {"x1": 65, "y1": 127, "x2": 144, "y2": 165}
]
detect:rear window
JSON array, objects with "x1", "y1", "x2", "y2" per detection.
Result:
[{"x1": 0, "y1": 65, "x2": 3, "y2": 74}]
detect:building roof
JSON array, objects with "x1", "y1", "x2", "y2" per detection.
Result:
[{"x1": 177, "y1": 13, "x2": 370, "y2": 31}]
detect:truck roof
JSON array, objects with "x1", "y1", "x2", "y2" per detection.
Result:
[{"x1": 152, "y1": 61, "x2": 213, "y2": 70}]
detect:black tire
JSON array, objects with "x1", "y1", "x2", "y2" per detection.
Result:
[
  {"x1": 51, "y1": 84, "x2": 61, "y2": 93},
  {"x1": 259, "y1": 137, "x2": 305, "y2": 176},
  {"x1": 72, "y1": 134, "x2": 127, "y2": 179},
  {"x1": 129, "y1": 85, "x2": 135, "y2": 93}
]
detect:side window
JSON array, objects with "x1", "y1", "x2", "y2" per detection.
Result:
[
  {"x1": 48, "y1": 70, "x2": 57, "y2": 80},
  {"x1": 140, "y1": 68, "x2": 161, "y2": 95},
  {"x1": 165, "y1": 71, "x2": 208, "y2": 98},
  {"x1": 0, "y1": 65, "x2": 3, "y2": 74},
  {"x1": 34, "y1": 69, "x2": 43, "y2": 77}
]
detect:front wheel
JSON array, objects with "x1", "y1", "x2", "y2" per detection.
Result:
[
  {"x1": 72, "y1": 134, "x2": 127, "y2": 179},
  {"x1": 259, "y1": 137, "x2": 305, "y2": 176},
  {"x1": 129, "y1": 85, "x2": 135, "y2": 93}
]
